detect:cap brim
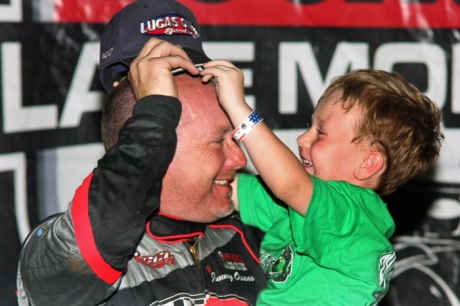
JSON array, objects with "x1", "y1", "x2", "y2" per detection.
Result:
[
  {"x1": 121, "y1": 46, "x2": 211, "y2": 74},
  {"x1": 104, "y1": 47, "x2": 211, "y2": 92}
]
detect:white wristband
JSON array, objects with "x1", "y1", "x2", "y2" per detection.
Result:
[{"x1": 231, "y1": 111, "x2": 264, "y2": 142}]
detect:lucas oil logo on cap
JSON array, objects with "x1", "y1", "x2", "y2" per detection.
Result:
[{"x1": 139, "y1": 14, "x2": 200, "y2": 38}]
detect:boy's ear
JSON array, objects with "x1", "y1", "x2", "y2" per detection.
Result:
[{"x1": 354, "y1": 151, "x2": 385, "y2": 181}]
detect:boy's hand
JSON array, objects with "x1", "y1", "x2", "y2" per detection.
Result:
[
  {"x1": 200, "y1": 60, "x2": 247, "y2": 111},
  {"x1": 128, "y1": 37, "x2": 200, "y2": 100}
]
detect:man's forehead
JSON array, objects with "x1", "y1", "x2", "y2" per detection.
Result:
[
  {"x1": 176, "y1": 75, "x2": 222, "y2": 113},
  {"x1": 178, "y1": 110, "x2": 233, "y2": 145},
  {"x1": 179, "y1": 103, "x2": 231, "y2": 130},
  {"x1": 176, "y1": 73, "x2": 211, "y2": 91},
  {"x1": 178, "y1": 74, "x2": 216, "y2": 98}
]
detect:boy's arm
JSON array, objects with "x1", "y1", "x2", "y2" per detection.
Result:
[
  {"x1": 202, "y1": 61, "x2": 312, "y2": 216},
  {"x1": 230, "y1": 173, "x2": 240, "y2": 211}
]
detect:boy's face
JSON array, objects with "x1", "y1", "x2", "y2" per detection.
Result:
[{"x1": 297, "y1": 90, "x2": 366, "y2": 185}]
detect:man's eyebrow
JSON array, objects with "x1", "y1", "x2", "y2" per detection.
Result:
[
  {"x1": 222, "y1": 126, "x2": 233, "y2": 134},
  {"x1": 207, "y1": 126, "x2": 233, "y2": 139}
]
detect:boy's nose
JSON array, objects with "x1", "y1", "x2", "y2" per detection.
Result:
[{"x1": 297, "y1": 129, "x2": 312, "y2": 149}]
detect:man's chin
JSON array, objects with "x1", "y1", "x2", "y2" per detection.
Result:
[
  {"x1": 215, "y1": 206, "x2": 235, "y2": 220},
  {"x1": 211, "y1": 200, "x2": 235, "y2": 220},
  {"x1": 168, "y1": 197, "x2": 235, "y2": 223}
]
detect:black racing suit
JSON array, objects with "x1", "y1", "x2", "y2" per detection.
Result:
[{"x1": 17, "y1": 96, "x2": 266, "y2": 305}]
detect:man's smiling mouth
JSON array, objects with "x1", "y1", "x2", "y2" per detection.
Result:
[{"x1": 213, "y1": 180, "x2": 229, "y2": 186}]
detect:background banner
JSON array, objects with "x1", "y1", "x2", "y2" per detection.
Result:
[{"x1": 1, "y1": 0, "x2": 459, "y2": 305}]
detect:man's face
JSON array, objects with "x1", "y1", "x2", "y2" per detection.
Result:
[
  {"x1": 297, "y1": 90, "x2": 364, "y2": 184},
  {"x1": 160, "y1": 74, "x2": 247, "y2": 222}
]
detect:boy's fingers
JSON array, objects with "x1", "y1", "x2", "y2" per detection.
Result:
[
  {"x1": 201, "y1": 73, "x2": 218, "y2": 84},
  {"x1": 200, "y1": 66, "x2": 240, "y2": 79},
  {"x1": 201, "y1": 74, "x2": 211, "y2": 83},
  {"x1": 203, "y1": 59, "x2": 236, "y2": 69}
]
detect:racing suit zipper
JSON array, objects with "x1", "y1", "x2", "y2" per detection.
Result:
[{"x1": 185, "y1": 236, "x2": 200, "y2": 267}]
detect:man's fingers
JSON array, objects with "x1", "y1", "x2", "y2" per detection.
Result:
[
  {"x1": 130, "y1": 38, "x2": 200, "y2": 77},
  {"x1": 134, "y1": 55, "x2": 200, "y2": 76},
  {"x1": 135, "y1": 38, "x2": 191, "y2": 63},
  {"x1": 128, "y1": 54, "x2": 200, "y2": 100},
  {"x1": 128, "y1": 38, "x2": 207, "y2": 101}
]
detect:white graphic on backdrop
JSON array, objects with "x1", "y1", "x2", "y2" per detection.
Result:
[
  {"x1": 203, "y1": 42, "x2": 255, "y2": 109},
  {"x1": 2, "y1": 42, "x2": 58, "y2": 133},
  {"x1": 0, "y1": 152, "x2": 28, "y2": 241},
  {"x1": 0, "y1": 0, "x2": 21, "y2": 21}
]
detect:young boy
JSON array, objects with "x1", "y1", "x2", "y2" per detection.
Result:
[{"x1": 201, "y1": 62, "x2": 443, "y2": 305}]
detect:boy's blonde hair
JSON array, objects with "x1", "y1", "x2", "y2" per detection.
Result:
[{"x1": 319, "y1": 69, "x2": 443, "y2": 195}]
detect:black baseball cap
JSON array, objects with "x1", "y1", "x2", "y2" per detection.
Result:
[{"x1": 99, "y1": 0, "x2": 210, "y2": 93}]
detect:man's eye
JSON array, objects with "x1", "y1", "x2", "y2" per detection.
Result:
[{"x1": 316, "y1": 129, "x2": 325, "y2": 135}]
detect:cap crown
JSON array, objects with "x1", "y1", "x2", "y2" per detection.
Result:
[{"x1": 99, "y1": 0, "x2": 207, "y2": 92}]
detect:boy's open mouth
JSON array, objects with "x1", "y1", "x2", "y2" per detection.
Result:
[{"x1": 300, "y1": 157, "x2": 313, "y2": 167}]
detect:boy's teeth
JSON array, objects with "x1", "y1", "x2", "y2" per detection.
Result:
[
  {"x1": 301, "y1": 158, "x2": 313, "y2": 166},
  {"x1": 214, "y1": 180, "x2": 229, "y2": 186}
]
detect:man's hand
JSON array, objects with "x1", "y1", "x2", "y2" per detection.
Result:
[{"x1": 128, "y1": 38, "x2": 200, "y2": 100}]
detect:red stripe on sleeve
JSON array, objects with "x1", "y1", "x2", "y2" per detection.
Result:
[{"x1": 71, "y1": 173, "x2": 122, "y2": 284}]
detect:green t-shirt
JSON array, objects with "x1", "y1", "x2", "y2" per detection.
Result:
[{"x1": 238, "y1": 173, "x2": 396, "y2": 306}]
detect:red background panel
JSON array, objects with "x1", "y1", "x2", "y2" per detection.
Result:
[{"x1": 55, "y1": 0, "x2": 460, "y2": 29}]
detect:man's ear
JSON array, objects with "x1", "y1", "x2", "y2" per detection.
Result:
[
  {"x1": 354, "y1": 151, "x2": 385, "y2": 181},
  {"x1": 113, "y1": 76, "x2": 128, "y2": 88}
]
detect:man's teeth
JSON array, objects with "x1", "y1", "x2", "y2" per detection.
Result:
[
  {"x1": 214, "y1": 180, "x2": 229, "y2": 186},
  {"x1": 301, "y1": 158, "x2": 313, "y2": 166}
]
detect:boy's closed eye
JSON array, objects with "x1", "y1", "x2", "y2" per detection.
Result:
[
  {"x1": 307, "y1": 122, "x2": 326, "y2": 136},
  {"x1": 316, "y1": 128, "x2": 326, "y2": 136}
]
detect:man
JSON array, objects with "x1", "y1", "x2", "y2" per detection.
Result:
[{"x1": 17, "y1": 1, "x2": 265, "y2": 305}]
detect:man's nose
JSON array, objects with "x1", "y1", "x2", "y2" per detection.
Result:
[{"x1": 225, "y1": 140, "x2": 247, "y2": 170}]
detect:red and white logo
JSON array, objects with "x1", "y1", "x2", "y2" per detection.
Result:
[
  {"x1": 139, "y1": 14, "x2": 199, "y2": 38},
  {"x1": 134, "y1": 250, "x2": 177, "y2": 269},
  {"x1": 218, "y1": 251, "x2": 248, "y2": 271}
]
